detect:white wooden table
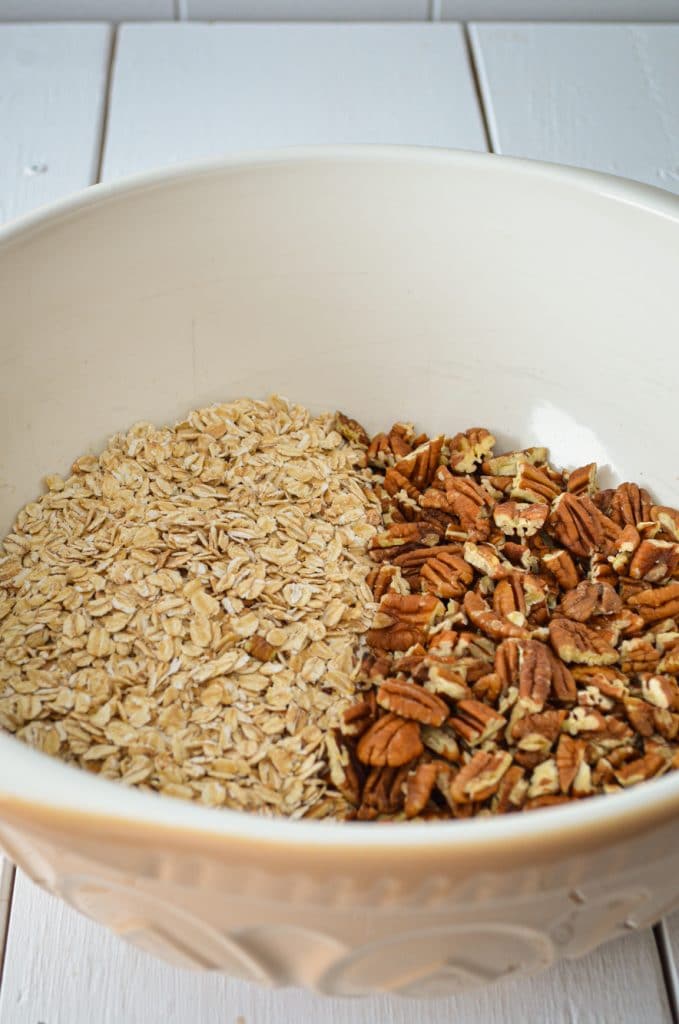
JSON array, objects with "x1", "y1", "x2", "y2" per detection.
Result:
[{"x1": 1, "y1": 17, "x2": 679, "y2": 1023}]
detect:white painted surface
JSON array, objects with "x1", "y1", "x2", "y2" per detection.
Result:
[
  {"x1": 1, "y1": 15, "x2": 679, "y2": 1022},
  {"x1": 0, "y1": 873, "x2": 671, "y2": 1024},
  {"x1": 442, "y1": 0, "x2": 679, "y2": 19},
  {"x1": 101, "y1": 23, "x2": 486, "y2": 180},
  {"x1": 0, "y1": 0, "x2": 173, "y2": 18},
  {"x1": 470, "y1": 23, "x2": 679, "y2": 194},
  {"x1": 0, "y1": 23, "x2": 111, "y2": 222},
  {"x1": 185, "y1": 0, "x2": 429, "y2": 18}
]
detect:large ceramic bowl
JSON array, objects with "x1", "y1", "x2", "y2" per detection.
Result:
[{"x1": 1, "y1": 148, "x2": 679, "y2": 998}]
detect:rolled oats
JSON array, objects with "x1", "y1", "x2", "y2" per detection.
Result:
[{"x1": 0, "y1": 397, "x2": 379, "y2": 818}]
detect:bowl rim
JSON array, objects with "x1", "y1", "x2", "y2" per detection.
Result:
[{"x1": 3, "y1": 142, "x2": 679, "y2": 855}]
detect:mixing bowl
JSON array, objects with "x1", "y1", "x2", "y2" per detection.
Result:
[{"x1": 1, "y1": 147, "x2": 679, "y2": 998}]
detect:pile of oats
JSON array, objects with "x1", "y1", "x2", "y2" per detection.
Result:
[{"x1": 0, "y1": 397, "x2": 380, "y2": 818}]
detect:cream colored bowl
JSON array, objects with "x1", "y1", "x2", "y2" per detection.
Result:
[{"x1": 1, "y1": 147, "x2": 679, "y2": 998}]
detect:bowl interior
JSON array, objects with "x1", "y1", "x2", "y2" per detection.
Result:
[{"x1": 1, "y1": 147, "x2": 679, "y2": 849}]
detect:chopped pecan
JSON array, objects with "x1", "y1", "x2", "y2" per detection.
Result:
[
  {"x1": 615, "y1": 751, "x2": 667, "y2": 786},
  {"x1": 448, "y1": 428, "x2": 496, "y2": 474},
  {"x1": 504, "y1": 541, "x2": 540, "y2": 572},
  {"x1": 356, "y1": 713, "x2": 423, "y2": 767},
  {"x1": 627, "y1": 582, "x2": 679, "y2": 624},
  {"x1": 624, "y1": 696, "x2": 656, "y2": 737},
  {"x1": 370, "y1": 522, "x2": 427, "y2": 553},
  {"x1": 542, "y1": 548, "x2": 581, "y2": 590},
  {"x1": 549, "y1": 493, "x2": 603, "y2": 559},
  {"x1": 589, "y1": 553, "x2": 618, "y2": 585},
  {"x1": 527, "y1": 758, "x2": 560, "y2": 799},
  {"x1": 567, "y1": 463, "x2": 598, "y2": 497},
  {"x1": 244, "y1": 634, "x2": 277, "y2": 662},
  {"x1": 394, "y1": 436, "x2": 445, "y2": 490},
  {"x1": 555, "y1": 734, "x2": 587, "y2": 793},
  {"x1": 640, "y1": 674, "x2": 679, "y2": 711},
  {"x1": 472, "y1": 671, "x2": 503, "y2": 703},
  {"x1": 449, "y1": 698, "x2": 506, "y2": 745},
  {"x1": 463, "y1": 540, "x2": 511, "y2": 581},
  {"x1": 360, "y1": 765, "x2": 409, "y2": 816},
  {"x1": 450, "y1": 749, "x2": 512, "y2": 803},
  {"x1": 559, "y1": 580, "x2": 622, "y2": 622},
  {"x1": 424, "y1": 663, "x2": 470, "y2": 701},
  {"x1": 549, "y1": 617, "x2": 619, "y2": 666},
  {"x1": 652, "y1": 505, "x2": 679, "y2": 541},
  {"x1": 404, "y1": 762, "x2": 439, "y2": 818},
  {"x1": 341, "y1": 694, "x2": 377, "y2": 737},
  {"x1": 463, "y1": 591, "x2": 530, "y2": 640},
  {"x1": 511, "y1": 463, "x2": 562, "y2": 503},
  {"x1": 611, "y1": 482, "x2": 652, "y2": 528},
  {"x1": 492, "y1": 764, "x2": 528, "y2": 812},
  {"x1": 334, "y1": 411, "x2": 370, "y2": 449},
  {"x1": 376, "y1": 678, "x2": 448, "y2": 726},
  {"x1": 421, "y1": 724, "x2": 461, "y2": 762},
  {"x1": 629, "y1": 539, "x2": 679, "y2": 583},
  {"x1": 493, "y1": 500, "x2": 549, "y2": 538},
  {"x1": 326, "y1": 732, "x2": 361, "y2": 805},
  {"x1": 367, "y1": 564, "x2": 407, "y2": 600},
  {"x1": 510, "y1": 709, "x2": 567, "y2": 752},
  {"x1": 618, "y1": 637, "x2": 660, "y2": 675},
  {"x1": 483, "y1": 447, "x2": 548, "y2": 476},
  {"x1": 610, "y1": 524, "x2": 641, "y2": 574}
]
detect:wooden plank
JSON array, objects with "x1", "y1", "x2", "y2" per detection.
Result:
[
  {"x1": 184, "y1": 0, "x2": 429, "y2": 18},
  {"x1": 0, "y1": 1, "x2": 173, "y2": 18},
  {"x1": 443, "y1": 1, "x2": 679, "y2": 19},
  {"x1": 0, "y1": 23, "x2": 112, "y2": 223},
  {"x1": 102, "y1": 22, "x2": 486, "y2": 180},
  {"x1": 469, "y1": 23, "x2": 679, "y2": 194},
  {"x1": 0, "y1": 873, "x2": 671, "y2": 1024}
]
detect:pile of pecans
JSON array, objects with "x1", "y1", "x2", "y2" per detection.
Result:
[{"x1": 328, "y1": 417, "x2": 679, "y2": 820}]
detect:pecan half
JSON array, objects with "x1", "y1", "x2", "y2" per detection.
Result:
[
  {"x1": 549, "y1": 617, "x2": 619, "y2": 666},
  {"x1": 517, "y1": 639, "x2": 553, "y2": 711},
  {"x1": 449, "y1": 698, "x2": 506, "y2": 745},
  {"x1": 444, "y1": 477, "x2": 494, "y2": 537},
  {"x1": 419, "y1": 550, "x2": 474, "y2": 598},
  {"x1": 618, "y1": 638, "x2": 660, "y2": 675},
  {"x1": 559, "y1": 580, "x2": 622, "y2": 622},
  {"x1": 493, "y1": 575, "x2": 527, "y2": 618},
  {"x1": 356, "y1": 714, "x2": 423, "y2": 767},
  {"x1": 376, "y1": 678, "x2": 448, "y2": 726},
  {"x1": 394, "y1": 437, "x2": 445, "y2": 491},
  {"x1": 542, "y1": 549, "x2": 580, "y2": 591},
  {"x1": 359, "y1": 765, "x2": 409, "y2": 817},
  {"x1": 549, "y1": 493, "x2": 603, "y2": 559},
  {"x1": 424, "y1": 663, "x2": 470, "y2": 701},
  {"x1": 611, "y1": 482, "x2": 652, "y2": 528},
  {"x1": 511, "y1": 463, "x2": 562, "y2": 503}
]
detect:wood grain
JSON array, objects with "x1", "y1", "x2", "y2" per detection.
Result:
[
  {"x1": 470, "y1": 23, "x2": 679, "y2": 193},
  {"x1": 0, "y1": 873, "x2": 672, "y2": 1024},
  {"x1": 101, "y1": 22, "x2": 486, "y2": 180},
  {"x1": 0, "y1": 23, "x2": 112, "y2": 223}
]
